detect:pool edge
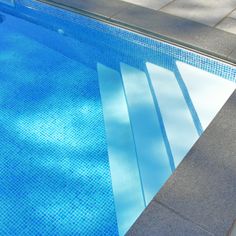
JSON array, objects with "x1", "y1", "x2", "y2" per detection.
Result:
[{"x1": 36, "y1": 0, "x2": 236, "y2": 66}]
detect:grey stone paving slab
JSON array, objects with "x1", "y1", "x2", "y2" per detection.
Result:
[
  {"x1": 47, "y1": 0, "x2": 130, "y2": 19},
  {"x1": 156, "y1": 90, "x2": 236, "y2": 236},
  {"x1": 228, "y1": 47, "x2": 236, "y2": 63},
  {"x1": 229, "y1": 9, "x2": 236, "y2": 19},
  {"x1": 160, "y1": 0, "x2": 236, "y2": 27},
  {"x1": 216, "y1": 17, "x2": 236, "y2": 34},
  {"x1": 196, "y1": 28, "x2": 236, "y2": 58},
  {"x1": 111, "y1": 6, "x2": 236, "y2": 59},
  {"x1": 120, "y1": 0, "x2": 172, "y2": 10},
  {"x1": 111, "y1": 6, "x2": 211, "y2": 43},
  {"x1": 126, "y1": 200, "x2": 213, "y2": 236},
  {"x1": 230, "y1": 9, "x2": 236, "y2": 19}
]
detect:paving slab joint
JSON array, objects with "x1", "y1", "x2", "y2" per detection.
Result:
[
  {"x1": 154, "y1": 199, "x2": 215, "y2": 236},
  {"x1": 158, "y1": 0, "x2": 176, "y2": 11},
  {"x1": 214, "y1": 7, "x2": 236, "y2": 27}
]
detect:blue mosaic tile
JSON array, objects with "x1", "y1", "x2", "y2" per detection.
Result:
[{"x1": 0, "y1": 14, "x2": 118, "y2": 235}]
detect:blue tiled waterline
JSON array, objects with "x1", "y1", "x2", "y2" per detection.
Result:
[{"x1": 0, "y1": 0, "x2": 235, "y2": 235}]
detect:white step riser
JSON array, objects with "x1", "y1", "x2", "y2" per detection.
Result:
[
  {"x1": 120, "y1": 63, "x2": 172, "y2": 204},
  {"x1": 146, "y1": 62, "x2": 199, "y2": 167},
  {"x1": 97, "y1": 63, "x2": 145, "y2": 236},
  {"x1": 176, "y1": 61, "x2": 236, "y2": 130}
]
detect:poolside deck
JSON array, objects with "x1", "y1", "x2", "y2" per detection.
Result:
[{"x1": 121, "y1": 0, "x2": 236, "y2": 35}]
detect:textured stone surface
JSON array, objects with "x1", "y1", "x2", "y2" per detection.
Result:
[
  {"x1": 111, "y1": 6, "x2": 212, "y2": 44},
  {"x1": 126, "y1": 200, "x2": 213, "y2": 236},
  {"x1": 160, "y1": 0, "x2": 236, "y2": 27},
  {"x1": 228, "y1": 48, "x2": 236, "y2": 63},
  {"x1": 49, "y1": 0, "x2": 130, "y2": 18},
  {"x1": 196, "y1": 28, "x2": 236, "y2": 57},
  {"x1": 112, "y1": 6, "x2": 236, "y2": 59},
  {"x1": 120, "y1": 0, "x2": 172, "y2": 10},
  {"x1": 216, "y1": 17, "x2": 236, "y2": 35},
  {"x1": 230, "y1": 9, "x2": 236, "y2": 19},
  {"x1": 156, "y1": 90, "x2": 236, "y2": 236}
]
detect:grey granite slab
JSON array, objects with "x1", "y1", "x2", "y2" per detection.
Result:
[
  {"x1": 121, "y1": 0, "x2": 172, "y2": 10},
  {"x1": 230, "y1": 9, "x2": 236, "y2": 19},
  {"x1": 111, "y1": 5, "x2": 211, "y2": 38},
  {"x1": 216, "y1": 17, "x2": 236, "y2": 35},
  {"x1": 46, "y1": 0, "x2": 131, "y2": 19},
  {"x1": 111, "y1": 6, "x2": 212, "y2": 44},
  {"x1": 111, "y1": 6, "x2": 236, "y2": 59},
  {"x1": 155, "y1": 90, "x2": 236, "y2": 236},
  {"x1": 196, "y1": 28, "x2": 236, "y2": 58},
  {"x1": 126, "y1": 200, "x2": 213, "y2": 236},
  {"x1": 229, "y1": 47, "x2": 236, "y2": 63},
  {"x1": 160, "y1": 0, "x2": 236, "y2": 27}
]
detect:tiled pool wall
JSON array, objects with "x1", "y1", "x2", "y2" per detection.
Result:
[{"x1": 1, "y1": 0, "x2": 235, "y2": 82}]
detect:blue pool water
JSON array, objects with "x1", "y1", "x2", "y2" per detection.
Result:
[{"x1": 0, "y1": 0, "x2": 235, "y2": 235}]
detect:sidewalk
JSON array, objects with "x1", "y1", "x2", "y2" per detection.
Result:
[{"x1": 121, "y1": 0, "x2": 236, "y2": 35}]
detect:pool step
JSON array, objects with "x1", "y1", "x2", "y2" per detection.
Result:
[
  {"x1": 98, "y1": 60, "x2": 236, "y2": 236},
  {"x1": 97, "y1": 63, "x2": 145, "y2": 236},
  {"x1": 120, "y1": 63, "x2": 172, "y2": 204},
  {"x1": 176, "y1": 61, "x2": 236, "y2": 130},
  {"x1": 146, "y1": 62, "x2": 199, "y2": 167}
]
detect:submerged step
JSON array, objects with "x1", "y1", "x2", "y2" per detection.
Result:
[
  {"x1": 97, "y1": 63, "x2": 145, "y2": 236},
  {"x1": 176, "y1": 61, "x2": 236, "y2": 130},
  {"x1": 146, "y1": 62, "x2": 199, "y2": 167},
  {"x1": 120, "y1": 63, "x2": 172, "y2": 204}
]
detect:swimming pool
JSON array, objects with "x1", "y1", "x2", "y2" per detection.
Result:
[{"x1": 0, "y1": 0, "x2": 235, "y2": 235}]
